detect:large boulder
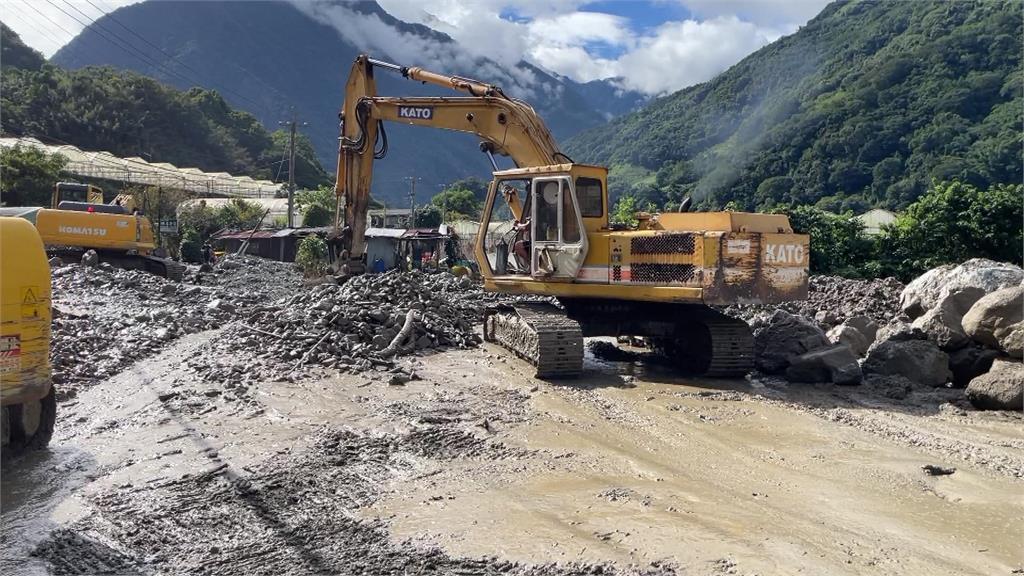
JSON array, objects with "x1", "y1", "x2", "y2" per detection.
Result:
[
  {"x1": 910, "y1": 288, "x2": 985, "y2": 351},
  {"x1": 863, "y1": 339, "x2": 951, "y2": 386},
  {"x1": 826, "y1": 324, "x2": 870, "y2": 357},
  {"x1": 962, "y1": 286, "x2": 1024, "y2": 357},
  {"x1": 873, "y1": 321, "x2": 927, "y2": 345},
  {"x1": 753, "y1": 310, "x2": 829, "y2": 374},
  {"x1": 844, "y1": 315, "x2": 879, "y2": 344},
  {"x1": 966, "y1": 359, "x2": 1023, "y2": 411},
  {"x1": 948, "y1": 345, "x2": 999, "y2": 388},
  {"x1": 900, "y1": 259, "x2": 1023, "y2": 319},
  {"x1": 785, "y1": 344, "x2": 863, "y2": 385}
]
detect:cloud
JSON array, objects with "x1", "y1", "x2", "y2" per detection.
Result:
[
  {"x1": 375, "y1": 0, "x2": 815, "y2": 95},
  {"x1": 680, "y1": 0, "x2": 832, "y2": 29},
  {"x1": 613, "y1": 16, "x2": 775, "y2": 94}
]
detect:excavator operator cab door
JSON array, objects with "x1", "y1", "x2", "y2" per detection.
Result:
[{"x1": 530, "y1": 176, "x2": 588, "y2": 280}]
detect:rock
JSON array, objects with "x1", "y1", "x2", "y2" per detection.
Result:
[
  {"x1": 863, "y1": 374, "x2": 915, "y2": 399},
  {"x1": 753, "y1": 310, "x2": 829, "y2": 374},
  {"x1": 785, "y1": 344, "x2": 863, "y2": 385},
  {"x1": 206, "y1": 299, "x2": 236, "y2": 313},
  {"x1": 826, "y1": 325, "x2": 869, "y2": 357},
  {"x1": 863, "y1": 339, "x2": 951, "y2": 387},
  {"x1": 844, "y1": 315, "x2": 878, "y2": 344},
  {"x1": 160, "y1": 284, "x2": 177, "y2": 295},
  {"x1": 948, "y1": 345, "x2": 999, "y2": 388},
  {"x1": 910, "y1": 288, "x2": 984, "y2": 351},
  {"x1": 921, "y1": 464, "x2": 956, "y2": 476},
  {"x1": 154, "y1": 328, "x2": 172, "y2": 340},
  {"x1": 81, "y1": 249, "x2": 99, "y2": 267},
  {"x1": 873, "y1": 321, "x2": 927, "y2": 345},
  {"x1": 966, "y1": 359, "x2": 1024, "y2": 411},
  {"x1": 814, "y1": 310, "x2": 837, "y2": 326},
  {"x1": 48, "y1": 256, "x2": 63, "y2": 267},
  {"x1": 900, "y1": 259, "x2": 1023, "y2": 319},
  {"x1": 962, "y1": 286, "x2": 1024, "y2": 356}
]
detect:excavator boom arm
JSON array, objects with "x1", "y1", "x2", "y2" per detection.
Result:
[{"x1": 333, "y1": 55, "x2": 564, "y2": 273}]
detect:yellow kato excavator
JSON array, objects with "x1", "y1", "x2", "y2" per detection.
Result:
[
  {"x1": 1, "y1": 182, "x2": 184, "y2": 280},
  {"x1": 332, "y1": 55, "x2": 809, "y2": 377}
]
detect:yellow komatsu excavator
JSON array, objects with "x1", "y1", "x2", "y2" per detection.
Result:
[
  {"x1": 1, "y1": 182, "x2": 184, "y2": 280},
  {"x1": 333, "y1": 55, "x2": 809, "y2": 377}
]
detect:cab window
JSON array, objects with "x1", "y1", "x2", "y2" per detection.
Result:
[{"x1": 575, "y1": 177, "x2": 603, "y2": 218}]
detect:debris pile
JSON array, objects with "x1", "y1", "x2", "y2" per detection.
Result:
[
  {"x1": 723, "y1": 275, "x2": 904, "y2": 326},
  {"x1": 200, "y1": 269, "x2": 532, "y2": 383},
  {"x1": 49, "y1": 258, "x2": 301, "y2": 396}
]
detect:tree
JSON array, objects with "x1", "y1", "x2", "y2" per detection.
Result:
[
  {"x1": 414, "y1": 205, "x2": 442, "y2": 228},
  {"x1": 296, "y1": 185, "x2": 336, "y2": 226},
  {"x1": 0, "y1": 145, "x2": 67, "y2": 206},
  {"x1": 179, "y1": 228, "x2": 203, "y2": 264},
  {"x1": 303, "y1": 203, "x2": 332, "y2": 227},
  {"x1": 216, "y1": 198, "x2": 265, "y2": 231},
  {"x1": 877, "y1": 181, "x2": 1023, "y2": 278},
  {"x1": 774, "y1": 204, "x2": 872, "y2": 276},
  {"x1": 431, "y1": 187, "x2": 482, "y2": 220}
]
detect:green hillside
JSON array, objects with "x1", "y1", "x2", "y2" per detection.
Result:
[
  {"x1": 565, "y1": 0, "x2": 1022, "y2": 212},
  {"x1": 0, "y1": 23, "x2": 330, "y2": 192}
]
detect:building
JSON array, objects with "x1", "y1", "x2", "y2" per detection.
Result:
[
  {"x1": 369, "y1": 208, "x2": 413, "y2": 228},
  {"x1": 365, "y1": 227, "x2": 405, "y2": 271},
  {"x1": 855, "y1": 208, "x2": 897, "y2": 235},
  {"x1": 214, "y1": 227, "x2": 329, "y2": 262}
]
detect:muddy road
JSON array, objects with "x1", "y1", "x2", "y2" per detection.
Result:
[{"x1": 3, "y1": 323, "x2": 1022, "y2": 575}]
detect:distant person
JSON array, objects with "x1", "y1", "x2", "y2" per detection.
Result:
[{"x1": 201, "y1": 242, "x2": 213, "y2": 265}]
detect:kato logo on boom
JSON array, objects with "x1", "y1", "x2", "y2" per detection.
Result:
[{"x1": 397, "y1": 106, "x2": 433, "y2": 120}]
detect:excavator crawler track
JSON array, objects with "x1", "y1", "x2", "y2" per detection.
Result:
[
  {"x1": 650, "y1": 310, "x2": 754, "y2": 377},
  {"x1": 483, "y1": 302, "x2": 583, "y2": 378}
]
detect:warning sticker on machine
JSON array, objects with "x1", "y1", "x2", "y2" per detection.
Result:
[
  {"x1": 0, "y1": 334, "x2": 21, "y2": 375},
  {"x1": 726, "y1": 239, "x2": 751, "y2": 255}
]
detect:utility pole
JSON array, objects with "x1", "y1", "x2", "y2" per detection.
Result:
[
  {"x1": 404, "y1": 176, "x2": 420, "y2": 227},
  {"x1": 279, "y1": 113, "x2": 307, "y2": 228}
]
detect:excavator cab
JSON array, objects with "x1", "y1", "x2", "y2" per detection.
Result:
[{"x1": 478, "y1": 164, "x2": 605, "y2": 282}]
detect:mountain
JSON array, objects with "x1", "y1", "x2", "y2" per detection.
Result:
[
  {"x1": 0, "y1": 23, "x2": 330, "y2": 190},
  {"x1": 565, "y1": 0, "x2": 1022, "y2": 213},
  {"x1": 1, "y1": 22, "x2": 44, "y2": 71},
  {"x1": 52, "y1": 0, "x2": 644, "y2": 205}
]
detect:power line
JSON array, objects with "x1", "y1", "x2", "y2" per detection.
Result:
[
  {"x1": 44, "y1": 0, "x2": 202, "y2": 91},
  {"x1": 84, "y1": 0, "x2": 288, "y2": 115},
  {"x1": 47, "y1": 0, "x2": 277, "y2": 120},
  {"x1": 4, "y1": 5, "x2": 70, "y2": 52},
  {"x1": 21, "y1": 2, "x2": 79, "y2": 38}
]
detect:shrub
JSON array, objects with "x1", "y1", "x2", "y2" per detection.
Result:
[
  {"x1": 179, "y1": 228, "x2": 203, "y2": 263},
  {"x1": 295, "y1": 234, "x2": 327, "y2": 276}
]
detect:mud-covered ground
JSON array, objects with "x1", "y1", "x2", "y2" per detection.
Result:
[{"x1": 3, "y1": 263, "x2": 1022, "y2": 576}]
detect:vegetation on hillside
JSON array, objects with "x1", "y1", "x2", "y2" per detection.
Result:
[
  {"x1": 771, "y1": 181, "x2": 1022, "y2": 280},
  {"x1": 0, "y1": 145, "x2": 67, "y2": 206},
  {"x1": 0, "y1": 23, "x2": 331, "y2": 192},
  {"x1": 566, "y1": 1, "x2": 1022, "y2": 213}
]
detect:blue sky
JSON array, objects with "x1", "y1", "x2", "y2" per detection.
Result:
[{"x1": 6, "y1": 0, "x2": 831, "y2": 95}]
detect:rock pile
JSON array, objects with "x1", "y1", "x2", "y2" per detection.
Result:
[
  {"x1": 724, "y1": 275, "x2": 904, "y2": 326},
  {"x1": 49, "y1": 258, "x2": 302, "y2": 397},
  {"x1": 199, "y1": 269, "x2": 531, "y2": 384},
  {"x1": 747, "y1": 259, "x2": 1023, "y2": 411}
]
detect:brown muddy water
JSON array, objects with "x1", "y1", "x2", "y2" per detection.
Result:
[{"x1": 2, "y1": 333, "x2": 1022, "y2": 575}]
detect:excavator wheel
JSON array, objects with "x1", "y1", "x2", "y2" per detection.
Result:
[
  {"x1": 484, "y1": 303, "x2": 583, "y2": 379},
  {"x1": 2, "y1": 385, "x2": 57, "y2": 460}
]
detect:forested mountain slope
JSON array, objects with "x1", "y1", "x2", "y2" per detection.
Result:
[
  {"x1": 52, "y1": 0, "x2": 645, "y2": 204},
  {"x1": 0, "y1": 24, "x2": 330, "y2": 190},
  {"x1": 565, "y1": 0, "x2": 1022, "y2": 212}
]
